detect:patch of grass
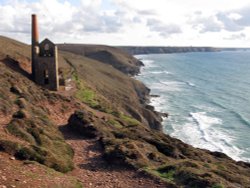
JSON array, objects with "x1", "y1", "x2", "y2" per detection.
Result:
[
  {"x1": 158, "y1": 169, "x2": 175, "y2": 181},
  {"x1": 0, "y1": 93, "x2": 4, "y2": 99},
  {"x1": 73, "y1": 72, "x2": 99, "y2": 108},
  {"x1": 76, "y1": 86, "x2": 98, "y2": 107},
  {"x1": 144, "y1": 167, "x2": 175, "y2": 183},
  {"x1": 119, "y1": 114, "x2": 140, "y2": 126},
  {"x1": 16, "y1": 146, "x2": 46, "y2": 164},
  {"x1": 204, "y1": 163, "x2": 210, "y2": 168},
  {"x1": 217, "y1": 164, "x2": 226, "y2": 171},
  {"x1": 6, "y1": 121, "x2": 35, "y2": 143},
  {"x1": 16, "y1": 143, "x2": 73, "y2": 173},
  {"x1": 14, "y1": 98, "x2": 26, "y2": 108},
  {"x1": 157, "y1": 165, "x2": 176, "y2": 182},
  {"x1": 95, "y1": 104, "x2": 114, "y2": 114},
  {"x1": 25, "y1": 171, "x2": 40, "y2": 179},
  {"x1": 72, "y1": 71, "x2": 116, "y2": 113},
  {"x1": 6, "y1": 118, "x2": 74, "y2": 173},
  {"x1": 107, "y1": 119, "x2": 123, "y2": 128},
  {"x1": 72, "y1": 180, "x2": 83, "y2": 188},
  {"x1": 212, "y1": 184, "x2": 224, "y2": 188},
  {"x1": 110, "y1": 111, "x2": 121, "y2": 117},
  {"x1": 0, "y1": 139, "x2": 20, "y2": 154}
]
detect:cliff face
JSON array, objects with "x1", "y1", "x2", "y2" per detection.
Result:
[
  {"x1": 119, "y1": 46, "x2": 220, "y2": 55},
  {"x1": 0, "y1": 36, "x2": 250, "y2": 188},
  {"x1": 57, "y1": 44, "x2": 144, "y2": 75}
]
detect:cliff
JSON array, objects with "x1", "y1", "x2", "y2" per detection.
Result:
[
  {"x1": 57, "y1": 43, "x2": 144, "y2": 75},
  {"x1": 0, "y1": 35, "x2": 250, "y2": 188},
  {"x1": 119, "y1": 46, "x2": 220, "y2": 55}
]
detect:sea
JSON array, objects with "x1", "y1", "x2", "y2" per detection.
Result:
[{"x1": 135, "y1": 50, "x2": 250, "y2": 163}]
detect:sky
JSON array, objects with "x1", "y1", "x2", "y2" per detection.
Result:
[{"x1": 0, "y1": 0, "x2": 250, "y2": 47}]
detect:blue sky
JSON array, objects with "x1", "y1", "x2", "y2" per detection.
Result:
[{"x1": 0, "y1": 0, "x2": 250, "y2": 47}]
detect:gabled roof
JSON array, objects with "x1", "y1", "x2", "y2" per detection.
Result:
[{"x1": 39, "y1": 38, "x2": 55, "y2": 46}]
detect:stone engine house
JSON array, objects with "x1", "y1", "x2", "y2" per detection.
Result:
[{"x1": 31, "y1": 14, "x2": 59, "y2": 91}]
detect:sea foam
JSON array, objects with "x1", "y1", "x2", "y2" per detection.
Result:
[{"x1": 171, "y1": 111, "x2": 246, "y2": 162}]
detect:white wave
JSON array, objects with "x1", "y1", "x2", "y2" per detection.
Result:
[
  {"x1": 141, "y1": 59, "x2": 158, "y2": 68},
  {"x1": 155, "y1": 81, "x2": 184, "y2": 92},
  {"x1": 151, "y1": 70, "x2": 172, "y2": 75},
  {"x1": 150, "y1": 97, "x2": 166, "y2": 112},
  {"x1": 142, "y1": 59, "x2": 154, "y2": 64},
  {"x1": 192, "y1": 105, "x2": 219, "y2": 113},
  {"x1": 169, "y1": 112, "x2": 248, "y2": 162},
  {"x1": 186, "y1": 81, "x2": 195, "y2": 87},
  {"x1": 190, "y1": 112, "x2": 222, "y2": 130}
]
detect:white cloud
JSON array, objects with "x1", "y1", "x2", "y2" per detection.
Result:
[
  {"x1": 0, "y1": 0, "x2": 250, "y2": 47},
  {"x1": 189, "y1": 5, "x2": 250, "y2": 34},
  {"x1": 147, "y1": 18, "x2": 182, "y2": 37},
  {"x1": 224, "y1": 33, "x2": 246, "y2": 40},
  {"x1": 228, "y1": 13, "x2": 242, "y2": 20},
  {"x1": 189, "y1": 14, "x2": 223, "y2": 33}
]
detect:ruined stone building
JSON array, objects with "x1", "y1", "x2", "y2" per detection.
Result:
[{"x1": 31, "y1": 14, "x2": 59, "y2": 91}]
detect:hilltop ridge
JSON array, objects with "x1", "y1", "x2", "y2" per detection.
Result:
[{"x1": 118, "y1": 46, "x2": 220, "y2": 55}]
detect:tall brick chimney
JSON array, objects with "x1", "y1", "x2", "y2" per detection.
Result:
[{"x1": 31, "y1": 14, "x2": 39, "y2": 79}]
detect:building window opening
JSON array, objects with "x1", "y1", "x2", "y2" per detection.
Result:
[{"x1": 44, "y1": 69, "x2": 49, "y2": 84}]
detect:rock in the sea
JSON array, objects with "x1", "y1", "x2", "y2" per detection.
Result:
[
  {"x1": 159, "y1": 112, "x2": 168, "y2": 118},
  {"x1": 145, "y1": 105, "x2": 155, "y2": 111},
  {"x1": 150, "y1": 94, "x2": 160, "y2": 98}
]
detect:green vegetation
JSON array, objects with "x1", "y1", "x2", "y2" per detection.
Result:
[
  {"x1": 144, "y1": 167, "x2": 175, "y2": 183},
  {"x1": 73, "y1": 71, "x2": 99, "y2": 108},
  {"x1": 6, "y1": 116, "x2": 74, "y2": 172},
  {"x1": 156, "y1": 165, "x2": 176, "y2": 182},
  {"x1": 203, "y1": 163, "x2": 210, "y2": 168},
  {"x1": 216, "y1": 163, "x2": 226, "y2": 171},
  {"x1": 76, "y1": 86, "x2": 98, "y2": 107},
  {"x1": 14, "y1": 98, "x2": 26, "y2": 108},
  {"x1": 7, "y1": 120, "x2": 35, "y2": 143},
  {"x1": 72, "y1": 180, "x2": 83, "y2": 188},
  {"x1": 72, "y1": 70, "x2": 116, "y2": 114},
  {"x1": 119, "y1": 113, "x2": 140, "y2": 127},
  {"x1": 107, "y1": 119, "x2": 123, "y2": 128},
  {"x1": 158, "y1": 169, "x2": 175, "y2": 181},
  {"x1": 0, "y1": 139, "x2": 20, "y2": 154},
  {"x1": 0, "y1": 85, "x2": 13, "y2": 114},
  {"x1": 212, "y1": 184, "x2": 224, "y2": 188}
]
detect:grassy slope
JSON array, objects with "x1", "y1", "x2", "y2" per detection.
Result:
[
  {"x1": 58, "y1": 44, "x2": 164, "y2": 130},
  {"x1": 57, "y1": 43, "x2": 143, "y2": 75},
  {"x1": 0, "y1": 36, "x2": 250, "y2": 188}
]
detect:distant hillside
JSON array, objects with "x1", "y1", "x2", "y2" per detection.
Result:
[
  {"x1": 0, "y1": 36, "x2": 250, "y2": 188},
  {"x1": 119, "y1": 46, "x2": 220, "y2": 55},
  {"x1": 57, "y1": 43, "x2": 144, "y2": 75}
]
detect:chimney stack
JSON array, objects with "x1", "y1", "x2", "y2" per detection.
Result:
[
  {"x1": 31, "y1": 14, "x2": 39, "y2": 79},
  {"x1": 32, "y1": 14, "x2": 39, "y2": 45}
]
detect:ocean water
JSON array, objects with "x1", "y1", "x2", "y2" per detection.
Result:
[{"x1": 135, "y1": 51, "x2": 250, "y2": 163}]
